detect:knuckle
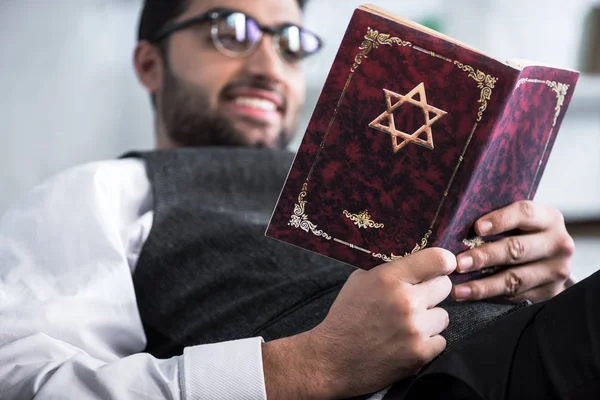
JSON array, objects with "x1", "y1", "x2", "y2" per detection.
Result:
[
  {"x1": 403, "y1": 318, "x2": 422, "y2": 339},
  {"x1": 519, "y1": 200, "x2": 535, "y2": 219},
  {"x1": 394, "y1": 293, "x2": 417, "y2": 316},
  {"x1": 507, "y1": 237, "x2": 526, "y2": 263},
  {"x1": 374, "y1": 270, "x2": 398, "y2": 291},
  {"x1": 472, "y1": 249, "x2": 490, "y2": 267},
  {"x1": 468, "y1": 283, "x2": 485, "y2": 300},
  {"x1": 555, "y1": 262, "x2": 572, "y2": 281},
  {"x1": 504, "y1": 271, "x2": 523, "y2": 297},
  {"x1": 556, "y1": 234, "x2": 575, "y2": 257}
]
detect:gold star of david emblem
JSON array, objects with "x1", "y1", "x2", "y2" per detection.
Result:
[{"x1": 369, "y1": 83, "x2": 448, "y2": 153}]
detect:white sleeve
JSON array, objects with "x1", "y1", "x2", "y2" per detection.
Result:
[{"x1": 0, "y1": 158, "x2": 267, "y2": 400}]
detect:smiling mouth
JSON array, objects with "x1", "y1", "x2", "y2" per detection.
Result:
[
  {"x1": 221, "y1": 93, "x2": 285, "y2": 128},
  {"x1": 233, "y1": 96, "x2": 279, "y2": 112}
]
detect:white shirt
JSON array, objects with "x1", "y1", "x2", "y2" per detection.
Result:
[
  {"x1": 0, "y1": 158, "x2": 267, "y2": 400},
  {"x1": 0, "y1": 158, "x2": 389, "y2": 400}
]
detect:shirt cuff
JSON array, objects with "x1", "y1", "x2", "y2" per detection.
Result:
[{"x1": 180, "y1": 337, "x2": 267, "y2": 400}]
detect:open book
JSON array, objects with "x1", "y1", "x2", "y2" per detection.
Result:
[{"x1": 266, "y1": 4, "x2": 579, "y2": 283}]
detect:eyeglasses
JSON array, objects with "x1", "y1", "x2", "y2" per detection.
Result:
[{"x1": 148, "y1": 8, "x2": 324, "y2": 65}]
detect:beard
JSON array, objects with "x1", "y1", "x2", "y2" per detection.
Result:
[{"x1": 158, "y1": 67, "x2": 295, "y2": 149}]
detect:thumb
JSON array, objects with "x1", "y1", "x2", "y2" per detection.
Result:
[{"x1": 377, "y1": 248, "x2": 457, "y2": 285}]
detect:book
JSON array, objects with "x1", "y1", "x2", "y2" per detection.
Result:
[{"x1": 266, "y1": 3, "x2": 580, "y2": 283}]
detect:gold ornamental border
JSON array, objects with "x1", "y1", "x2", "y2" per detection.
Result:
[
  {"x1": 343, "y1": 209, "x2": 385, "y2": 229},
  {"x1": 289, "y1": 26, "x2": 497, "y2": 261},
  {"x1": 514, "y1": 78, "x2": 570, "y2": 200}
]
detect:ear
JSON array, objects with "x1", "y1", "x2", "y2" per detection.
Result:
[{"x1": 133, "y1": 41, "x2": 164, "y2": 95}]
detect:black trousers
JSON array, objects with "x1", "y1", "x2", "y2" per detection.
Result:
[{"x1": 384, "y1": 269, "x2": 600, "y2": 399}]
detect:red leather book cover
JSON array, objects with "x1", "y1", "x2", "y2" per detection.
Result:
[{"x1": 266, "y1": 4, "x2": 579, "y2": 282}]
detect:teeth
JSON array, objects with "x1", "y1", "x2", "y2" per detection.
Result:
[{"x1": 234, "y1": 97, "x2": 277, "y2": 112}]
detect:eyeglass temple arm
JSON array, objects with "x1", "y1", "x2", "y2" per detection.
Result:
[{"x1": 149, "y1": 13, "x2": 215, "y2": 43}]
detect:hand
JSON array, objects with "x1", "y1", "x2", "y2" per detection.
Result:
[
  {"x1": 262, "y1": 248, "x2": 456, "y2": 400},
  {"x1": 453, "y1": 200, "x2": 575, "y2": 303}
]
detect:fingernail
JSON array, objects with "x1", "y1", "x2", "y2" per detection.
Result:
[
  {"x1": 478, "y1": 220, "x2": 493, "y2": 235},
  {"x1": 454, "y1": 285, "x2": 472, "y2": 301},
  {"x1": 457, "y1": 256, "x2": 473, "y2": 272}
]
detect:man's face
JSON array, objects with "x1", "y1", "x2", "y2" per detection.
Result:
[{"x1": 154, "y1": 0, "x2": 306, "y2": 149}]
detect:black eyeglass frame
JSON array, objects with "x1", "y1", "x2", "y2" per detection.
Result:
[{"x1": 146, "y1": 8, "x2": 324, "y2": 62}]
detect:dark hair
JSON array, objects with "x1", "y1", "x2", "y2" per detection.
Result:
[{"x1": 138, "y1": 0, "x2": 309, "y2": 42}]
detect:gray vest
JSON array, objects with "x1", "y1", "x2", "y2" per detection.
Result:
[{"x1": 129, "y1": 147, "x2": 356, "y2": 359}]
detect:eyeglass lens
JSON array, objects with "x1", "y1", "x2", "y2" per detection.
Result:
[{"x1": 213, "y1": 12, "x2": 321, "y2": 62}]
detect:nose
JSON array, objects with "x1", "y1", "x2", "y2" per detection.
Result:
[{"x1": 243, "y1": 34, "x2": 286, "y2": 85}]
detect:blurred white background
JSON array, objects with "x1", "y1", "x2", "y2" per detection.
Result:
[{"x1": 1, "y1": 0, "x2": 599, "y2": 277}]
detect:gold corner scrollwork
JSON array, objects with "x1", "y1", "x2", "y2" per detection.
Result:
[
  {"x1": 343, "y1": 210, "x2": 384, "y2": 229},
  {"x1": 372, "y1": 252, "x2": 403, "y2": 262},
  {"x1": 288, "y1": 183, "x2": 332, "y2": 240},
  {"x1": 372, "y1": 230, "x2": 432, "y2": 262},
  {"x1": 351, "y1": 27, "x2": 412, "y2": 72},
  {"x1": 546, "y1": 81, "x2": 569, "y2": 127},
  {"x1": 454, "y1": 61, "x2": 497, "y2": 122},
  {"x1": 462, "y1": 236, "x2": 486, "y2": 249},
  {"x1": 514, "y1": 79, "x2": 570, "y2": 127}
]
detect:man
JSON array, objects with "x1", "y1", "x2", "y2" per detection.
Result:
[{"x1": 0, "y1": 0, "x2": 596, "y2": 399}]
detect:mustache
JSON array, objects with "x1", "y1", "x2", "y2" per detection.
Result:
[{"x1": 220, "y1": 75, "x2": 287, "y2": 112}]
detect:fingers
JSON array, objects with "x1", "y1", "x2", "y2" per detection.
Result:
[
  {"x1": 457, "y1": 233, "x2": 553, "y2": 273},
  {"x1": 417, "y1": 275, "x2": 453, "y2": 309},
  {"x1": 474, "y1": 200, "x2": 562, "y2": 236},
  {"x1": 452, "y1": 258, "x2": 569, "y2": 302},
  {"x1": 457, "y1": 204, "x2": 574, "y2": 275},
  {"x1": 385, "y1": 248, "x2": 457, "y2": 285}
]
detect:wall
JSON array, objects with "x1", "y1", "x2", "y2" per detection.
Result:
[{"x1": 0, "y1": 0, "x2": 154, "y2": 215}]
